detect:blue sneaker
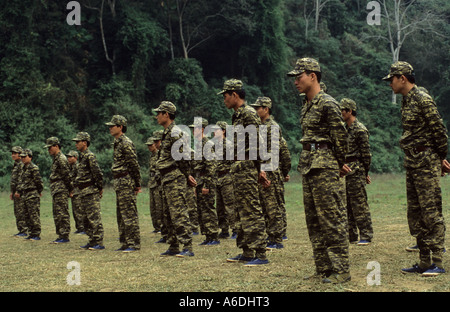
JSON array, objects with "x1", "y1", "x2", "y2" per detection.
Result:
[
  {"x1": 14, "y1": 233, "x2": 27, "y2": 238},
  {"x1": 357, "y1": 240, "x2": 370, "y2": 246},
  {"x1": 80, "y1": 244, "x2": 91, "y2": 249},
  {"x1": 176, "y1": 249, "x2": 194, "y2": 257},
  {"x1": 52, "y1": 238, "x2": 70, "y2": 244},
  {"x1": 88, "y1": 244, "x2": 105, "y2": 250},
  {"x1": 401, "y1": 263, "x2": 427, "y2": 274},
  {"x1": 26, "y1": 236, "x2": 41, "y2": 241},
  {"x1": 243, "y1": 258, "x2": 269, "y2": 266},
  {"x1": 226, "y1": 254, "x2": 253, "y2": 263},
  {"x1": 123, "y1": 247, "x2": 137, "y2": 253},
  {"x1": 230, "y1": 232, "x2": 237, "y2": 239},
  {"x1": 160, "y1": 249, "x2": 179, "y2": 256},
  {"x1": 206, "y1": 240, "x2": 220, "y2": 246},
  {"x1": 422, "y1": 264, "x2": 446, "y2": 276},
  {"x1": 266, "y1": 242, "x2": 284, "y2": 250}
]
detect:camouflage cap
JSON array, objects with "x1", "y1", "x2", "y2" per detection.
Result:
[
  {"x1": 152, "y1": 130, "x2": 164, "y2": 141},
  {"x1": 65, "y1": 150, "x2": 79, "y2": 158},
  {"x1": 11, "y1": 146, "x2": 23, "y2": 153},
  {"x1": 20, "y1": 148, "x2": 33, "y2": 157},
  {"x1": 217, "y1": 79, "x2": 244, "y2": 95},
  {"x1": 189, "y1": 118, "x2": 209, "y2": 128},
  {"x1": 145, "y1": 137, "x2": 155, "y2": 146},
  {"x1": 287, "y1": 58, "x2": 321, "y2": 77},
  {"x1": 216, "y1": 121, "x2": 228, "y2": 130},
  {"x1": 72, "y1": 132, "x2": 91, "y2": 142},
  {"x1": 153, "y1": 101, "x2": 176, "y2": 115},
  {"x1": 250, "y1": 96, "x2": 272, "y2": 109},
  {"x1": 105, "y1": 115, "x2": 127, "y2": 127},
  {"x1": 382, "y1": 61, "x2": 414, "y2": 81},
  {"x1": 340, "y1": 98, "x2": 357, "y2": 111},
  {"x1": 44, "y1": 137, "x2": 60, "y2": 148}
]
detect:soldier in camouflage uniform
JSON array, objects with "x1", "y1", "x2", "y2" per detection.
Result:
[
  {"x1": 15, "y1": 149, "x2": 43, "y2": 241},
  {"x1": 190, "y1": 118, "x2": 220, "y2": 246},
  {"x1": 251, "y1": 96, "x2": 291, "y2": 250},
  {"x1": 213, "y1": 121, "x2": 237, "y2": 239},
  {"x1": 106, "y1": 115, "x2": 142, "y2": 252},
  {"x1": 10, "y1": 146, "x2": 28, "y2": 237},
  {"x1": 154, "y1": 101, "x2": 196, "y2": 257},
  {"x1": 383, "y1": 61, "x2": 448, "y2": 276},
  {"x1": 288, "y1": 58, "x2": 350, "y2": 283},
  {"x1": 45, "y1": 137, "x2": 73, "y2": 244},
  {"x1": 340, "y1": 98, "x2": 373, "y2": 246},
  {"x1": 66, "y1": 150, "x2": 86, "y2": 234},
  {"x1": 72, "y1": 132, "x2": 105, "y2": 250},
  {"x1": 219, "y1": 79, "x2": 269, "y2": 266},
  {"x1": 146, "y1": 132, "x2": 163, "y2": 235}
]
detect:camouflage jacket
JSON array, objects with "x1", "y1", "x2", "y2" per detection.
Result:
[
  {"x1": 192, "y1": 136, "x2": 216, "y2": 189},
  {"x1": 345, "y1": 119, "x2": 371, "y2": 176},
  {"x1": 156, "y1": 121, "x2": 191, "y2": 183},
  {"x1": 298, "y1": 91, "x2": 348, "y2": 175},
  {"x1": 400, "y1": 85, "x2": 448, "y2": 168},
  {"x1": 74, "y1": 149, "x2": 103, "y2": 197},
  {"x1": 231, "y1": 103, "x2": 262, "y2": 166},
  {"x1": 16, "y1": 162, "x2": 43, "y2": 197},
  {"x1": 148, "y1": 151, "x2": 160, "y2": 189},
  {"x1": 112, "y1": 134, "x2": 141, "y2": 189},
  {"x1": 68, "y1": 163, "x2": 79, "y2": 196},
  {"x1": 261, "y1": 115, "x2": 291, "y2": 177},
  {"x1": 49, "y1": 151, "x2": 73, "y2": 196},
  {"x1": 10, "y1": 159, "x2": 23, "y2": 194}
]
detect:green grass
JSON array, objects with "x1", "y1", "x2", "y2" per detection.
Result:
[{"x1": 1, "y1": 173, "x2": 449, "y2": 292}]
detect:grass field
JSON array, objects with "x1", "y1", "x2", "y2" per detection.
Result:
[{"x1": 1, "y1": 173, "x2": 449, "y2": 293}]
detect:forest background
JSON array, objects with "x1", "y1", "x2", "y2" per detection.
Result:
[{"x1": 1, "y1": 0, "x2": 450, "y2": 189}]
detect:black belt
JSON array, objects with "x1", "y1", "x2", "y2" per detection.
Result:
[
  {"x1": 302, "y1": 142, "x2": 331, "y2": 151},
  {"x1": 113, "y1": 171, "x2": 129, "y2": 179}
]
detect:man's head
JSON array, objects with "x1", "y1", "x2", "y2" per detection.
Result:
[
  {"x1": 72, "y1": 132, "x2": 91, "y2": 151},
  {"x1": 44, "y1": 137, "x2": 61, "y2": 156},
  {"x1": 218, "y1": 79, "x2": 246, "y2": 110},
  {"x1": 250, "y1": 96, "x2": 272, "y2": 120},
  {"x1": 340, "y1": 98, "x2": 357, "y2": 122},
  {"x1": 287, "y1": 58, "x2": 322, "y2": 95},
  {"x1": 383, "y1": 61, "x2": 416, "y2": 95},
  {"x1": 153, "y1": 101, "x2": 177, "y2": 127},
  {"x1": 106, "y1": 115, "x2": 127, "y2": 137},
  {"x1": 11, "y1": 146, "x2": 23, "y2": 161}
]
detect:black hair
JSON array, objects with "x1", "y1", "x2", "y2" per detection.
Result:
[
  {"x1": 305, "y1": 70, "x2": 322, "y2": 83},
  {"x1": 395, "y1": 74, "x2": 415, "y2": 84},
  {"x1": 225, "y1": 89, "x2": 246, "y2": 100}
]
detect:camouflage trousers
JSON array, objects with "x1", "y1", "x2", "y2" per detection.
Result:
[
  {"x1": 216, "y1": 174, "x2": 237, "y2": 234},
  {"x1": 116, "y1": 187, "x2": 141, "y2": 250},
  {"x1": 231, "y1": 160, "x2": 267, "y2": 260},
  {"x1": 303, "y1": 168, "x2": 349, "y2": 275},
  {"x1": 52, "y1": 191, "x2": 71, "y2": 239},
  {"x1": 345, "y1": 169, "x2": 373, "y2": 242},
  {"x1": 13, "y1": 197, "x2": 28, "y2": 234},
  {"x1": 186, "y1": 185, "x2": 199, "y2": 234},
  {"x1": 80, "y1": 192, "x2": 104, "y2": 247},
  {"x1": 406, "y1": 157, "x2": 446, "y2": 267},
  {"x1": 22, "y1": 191, "x2": 41, "y2": 237},
  {"x1": 149, "y1": 186, "x2": 162, "y2": 232},
  {"x1": 196, "y1": 185, "x2": 219, "y2": 240},
  {"x1": 259, "y1": 169, "x2": 286, "y2": 244},
  {"x1": 71, "y1": 195, "x2": 86, "y2": 232},
  {"x1": 161, "y1": 174, "x2": 193, "y2": 252}
]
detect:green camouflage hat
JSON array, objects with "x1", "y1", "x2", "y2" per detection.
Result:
[
  {"x1": 340, "y1": 98, "x2": 357, "y2": 111},
  {"x1": 382, "y1": 61, "x2": 414, "y2": 81},
  {"x1": 44, "y1": 137, "x2": 60, "y2": 148},
  {"x1": 189, "y1": 118, "x2": 209, "y2": 128},
  {"x1": 72, "y1": 132, "x2": 91, "y2": 142},
  {"x1": 287, "y1": 58, "x2": 321, "y2": 77},
  {"x1": 65, "y1": 150, "x2": 79, "y2": 158},
  {"x1": 11, "y1": 146, "x2": 23, "y2": 153},
  {"x1": 153, "y1": 101, "x2": 176, "y2": 115},
  {"x1": 145, "y1": 137, "x2": 155, "y2": 145},
  {"x1": 151, "y1": 130, "x2": 164, "y2": 141},
  {"x1": 216, "y1": 121, "x2": 228, "y2": 130},
  {"x1": 250, "y1": 96, "x2": 272, "y2": 109},
  {"x1": 105, "y1": 115, "x2": 127, "y2": 127},
  {"x1": 217, "y1": 79, "x2": 244, "y2": 95},
  {"x1": 20, "y1": 148, "x2": 33, "y2": 157}
]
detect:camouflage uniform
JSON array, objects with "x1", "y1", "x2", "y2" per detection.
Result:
[
  {"x1": 288, "y1": 58, "x2": 349, "y2": 278},
  {"x1": 190, "y1": 118, "x2": 219, "y2": 244},
  {"x1": 214, "y1": 121, "x2": 237, "y2": 237},
  {"x1": 45, "y1": 137, "x2": 73, "y2": 241},
  {"x1": 340, "y1": 99, "x2": 373, "y2": 243},
  {"x1": 16, "y1": 149, "x2": 43, "y2": 239},
  {"x1": 72, "y1": 132, "x2": 104, "y2": 248},
  {"x1": 10, "y1": 146, "x2": 28, "y2": 236},
  {"x1": 250, "y1": 97, "x2": 290, "y2": 247},
  {"x1": 218, "y1": 79, "x2": 268, "y2": 262},
  {"x1": 383, "y1": 62, "x2": 447, "y2": 270},
  {"x1": 106, "y1": 115, "x2": 141, "y2": 251},
  {"x1": 154, "y1": 102, "x2": 193, "y2": 255},
  {"x1": 146, "y1": 135, "x2": 163, "y2": 233},
  {"x1": 278, "y1": 136, "x2": 291, "y2": 239},
  {"x1": 66, "y1": 151, "x2": 85, "y2": 233}
]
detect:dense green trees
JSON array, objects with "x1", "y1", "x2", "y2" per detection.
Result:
[{"x1": 1, "y1": 0, "x2": 449, "y2": 189}]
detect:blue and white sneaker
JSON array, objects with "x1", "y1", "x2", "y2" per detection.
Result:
[
  {"x1": 88, "y1": 244, "x2": 105, "y2": 250},
  {"x1": 243, "y1": 258, "x2": 269, "y2": 266},
  {"x1": 422, "y1": 264, "x2": 446, "y2": 276},
  {"x1": 176, "y1": 249, "x2": 195, "y2": 257}
]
